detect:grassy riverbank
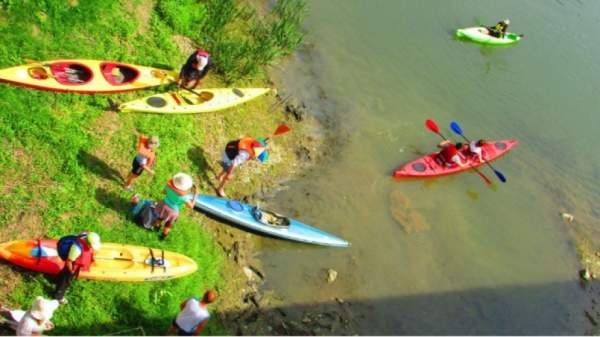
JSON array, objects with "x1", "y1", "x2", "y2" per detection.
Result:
[{"x1": 0, "y1": 0, "x2": 307, "y2": 335}]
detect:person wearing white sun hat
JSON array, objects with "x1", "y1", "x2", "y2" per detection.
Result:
[
  {"x1": 0, "y1": 296, "x2": 60, "y2": 336},
  {"x1": 15, "y1": 296, "x2": 60, "y2": 336},
  {"x1": 154, "y1": 173, "x2": 198, "y2": 240}
]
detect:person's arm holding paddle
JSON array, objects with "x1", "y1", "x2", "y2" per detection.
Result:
[{"x1": 184, "y1": 185, "x2": 198, "y2": 209}]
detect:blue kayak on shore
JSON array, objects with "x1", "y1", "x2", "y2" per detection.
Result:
[{"x1": 194, "y1": 195, "x2": 349, "y2": 247}]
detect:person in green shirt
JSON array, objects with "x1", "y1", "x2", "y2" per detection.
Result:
[{"x1": 154, "y1": 173, "x2": 198, "y2": 240}]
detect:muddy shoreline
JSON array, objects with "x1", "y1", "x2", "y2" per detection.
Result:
[{"x1": 207, "y1": 93, "x2": 359, "y2": 335}]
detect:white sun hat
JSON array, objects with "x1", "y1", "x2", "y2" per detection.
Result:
[
  {"x1": 29, "y1": 297, "x2": 59, "y2": 321},
  {"x1": 173, "y1": 173, "x2": 193, "y2": 191}
]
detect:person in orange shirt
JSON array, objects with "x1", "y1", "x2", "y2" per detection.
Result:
[
  {"x1": 215, "y1": 137, "x2": 268, "y2": 197},
  {"x1": 124, "y1": 135, "x2": 159, "y2": 191}
]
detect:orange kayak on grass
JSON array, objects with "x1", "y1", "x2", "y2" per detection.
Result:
[{"x1": 0, "y1": 239, "x2": 197, "y2": 282}]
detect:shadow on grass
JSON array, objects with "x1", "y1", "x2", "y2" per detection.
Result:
[
  {"x1": 187, "y1": 146, "x2": 218, "y2": 189},
  {"x1": 52, "y1": 298, "x2": 166, "y2": 336},
  {"x1": 77, "y1": 150, "x2": 123, "y2": 184},
  {"x1": 94, "y1": 188, "x2": 130, "y2": 215}
]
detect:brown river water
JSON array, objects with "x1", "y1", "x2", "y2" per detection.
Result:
[{"x1": 260, "y1": 0, "x2": 600, "y2": 334}]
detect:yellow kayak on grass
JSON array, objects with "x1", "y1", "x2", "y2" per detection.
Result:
[
  {"x1": 0, "y1": 59, "x2": 177, "y2": 94},
  {"x1": 119, "y1": 87, "x2": 271, "y2": 114},
  {"x1": 0, "y1": 240, "x2": 197, "y2": 282}
]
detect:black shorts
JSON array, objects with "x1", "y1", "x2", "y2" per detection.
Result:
[
  {"x1": 180, "y1": 66, "x2": 201, "y2": 81},
  {"x1": 131, "y1": 155, "x2": 146, "y2": 176}
]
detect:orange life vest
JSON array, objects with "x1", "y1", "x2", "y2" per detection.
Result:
[
  {"x1": 72, "y1": 237, "x2": 94, "y2": 272},
  {"x1": 225, "y1": 137, "x2": 258, "y2": 159},
  {"x1": 137, "y1": 136, "x2": 156, "y2": 166}
]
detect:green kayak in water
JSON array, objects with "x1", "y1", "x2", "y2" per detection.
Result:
[{"x1": 456, "y1": 27, "x2": 521, "y2": 45}]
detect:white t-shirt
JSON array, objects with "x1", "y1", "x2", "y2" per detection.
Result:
[
  {"x1": 222, "y1": 149, "x2": 250, "y2": 168},
  {"x1": 469, "y1": 141, "x2": 482, "y2": 156},
  {"x1": 16, "y1": 312, "x2": 47, "y2": 336},
  {"x1": 175, "y1": 298, "x2": 210, "y2": 334}
]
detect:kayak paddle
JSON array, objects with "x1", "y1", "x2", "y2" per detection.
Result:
[
  {"x1": 425, "y1": 119, "x2": 448, "y2": 141},
  {"x1": 449, "y1": 121, "x2": 507, "y2": 183},
  {"x1": 265, "y1": 124, "x2": 291, "y2": 142},
  {"x1": 273, "y1": 124, "x2": 291, "y2": 136},
  {"x1": 425, "y1": 119, "x2": 492, "y2": 185}
]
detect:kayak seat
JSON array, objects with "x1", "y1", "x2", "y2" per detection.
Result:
[
  {"x1": 252, "y1": 207, "x2": 290, "y2": 228},
  {"x1": 50, "y1": 62, "x2": 93, "y2": 85},
  {"x1": 100, "y1": 62, "x2": 139, "y2": 85}
]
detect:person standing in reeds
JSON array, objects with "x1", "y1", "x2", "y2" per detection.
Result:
[{"x1": 178, "y1": 49, "x2": 212, "y2": 89}]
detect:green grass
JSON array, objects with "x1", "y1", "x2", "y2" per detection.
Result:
[{"x1": 0, "y1": 0, "x2": 305, "y2": 335}]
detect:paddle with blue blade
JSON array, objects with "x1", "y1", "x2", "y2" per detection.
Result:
[
  {"x1": 425, "y1": 119, "x2": 493, "y2": 185},
  {"x1": 449, "y1": 121, "x2": 507, "y2": 183}
]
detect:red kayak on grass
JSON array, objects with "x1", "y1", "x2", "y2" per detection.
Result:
[{"x1": 393, "y1": 139, "x2": 518, "y2": 178}]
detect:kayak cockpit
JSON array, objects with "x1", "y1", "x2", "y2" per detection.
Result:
[
  {"x1": 100, "y1": 62, "x2": 140, "y2": 85},
  {"x1": 49, "y1": 62, "x2": 93, "y2": 85},
  {"x1": 252, "y1": 207, "x2": 290, "y2": 228}
]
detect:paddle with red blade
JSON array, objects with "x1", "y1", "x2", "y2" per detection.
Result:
[
  {"x1": 265, "y1": 124, "x2": 291, "y2": 142},
  {"x1": 273, "y1": 124, "x2": 291, "y2": 136},
  {"x1": 425, "y1": 119, "x2": 492, "y2": 185},
  {"x1": 449, "y1": 121, "x2": 507, "y2": 183}
]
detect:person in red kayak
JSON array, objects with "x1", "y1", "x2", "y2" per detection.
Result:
[
  {"x1": 177, "y1": 49, "x2": 212, "y2": 89},
  {"x1": 167, "y1": 290, "x2": 217, "y2": 336},
  {"x1": 54, "y1": 232, "x2": 102, "y2": 304},
  {"x1": 215, "y1": 137, "x2": 269, "y2": 198},
  {"x1": 154, "y1": 173, "x2": 198, "y2": 240},
  {"x1": 124, "y1": 135, "x2": 159, "y2": 191},
  {"x1": 436, "y1": 140, "x2": 468, "y2": 168},
  {"x1": 466, "y1": 139, "x2": 487, "y2": 163}
]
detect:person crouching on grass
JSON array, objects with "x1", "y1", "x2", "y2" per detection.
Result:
[
  {"x1": 215, "y1": 137, "x2": 269, "y2": 198},
  {"x1": 154, "y1": 173, "x2": 199, "y2": 240},
  {"x1": 124, "y1": 135, "x2": 159, "y2": 191}
]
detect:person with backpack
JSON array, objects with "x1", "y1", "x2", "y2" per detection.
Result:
[
  {"x1": 124, "y1": 135, "x2": 159, "y2": 191},
  {"x1": 54, "y1": 232, "x2": 102, "y2": 304},
  {"x1": 215, "y1": 137, "x2": 269, "y2": 197},
  {"x1": 167, "y1": 290, "x2": 217, "y2": 336},
  {"x1": 154, "y1": 173, "x2": 198, "y2": 240},
  {"x1": 177, "y1": 49, "x2": 212, "y2": 89},
  {"x1": 130, "y1": 194, "x2": 158, "y2": 230}
]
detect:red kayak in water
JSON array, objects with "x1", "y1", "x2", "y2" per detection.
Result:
[{"x1": 393, "y1": 139, "x2": 518, "y2": 178}]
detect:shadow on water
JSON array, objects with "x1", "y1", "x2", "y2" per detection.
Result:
[
  {"x1": 215, "y1": 280, "x2": 590, "y2": 335},
  {"x1": 94, "y1": 188, "x2": 130, "y2": 214},
  {"x1": 77, "y1": 150, "x2": 123, "y2": 184},
  {"x1": 187, "y1": 146, "x2": 218, "y2": 189},
  {"x1": 0, "y1": 280, "x2": 589, "y2": 335}
]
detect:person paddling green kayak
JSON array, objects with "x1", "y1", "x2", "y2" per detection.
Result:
[
  {"x1": 487, "y1": 19, "x2": 510, "y2": 38},
  {"x1": 456, "y1": 19, "x2": 522, "y2": 45}
]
